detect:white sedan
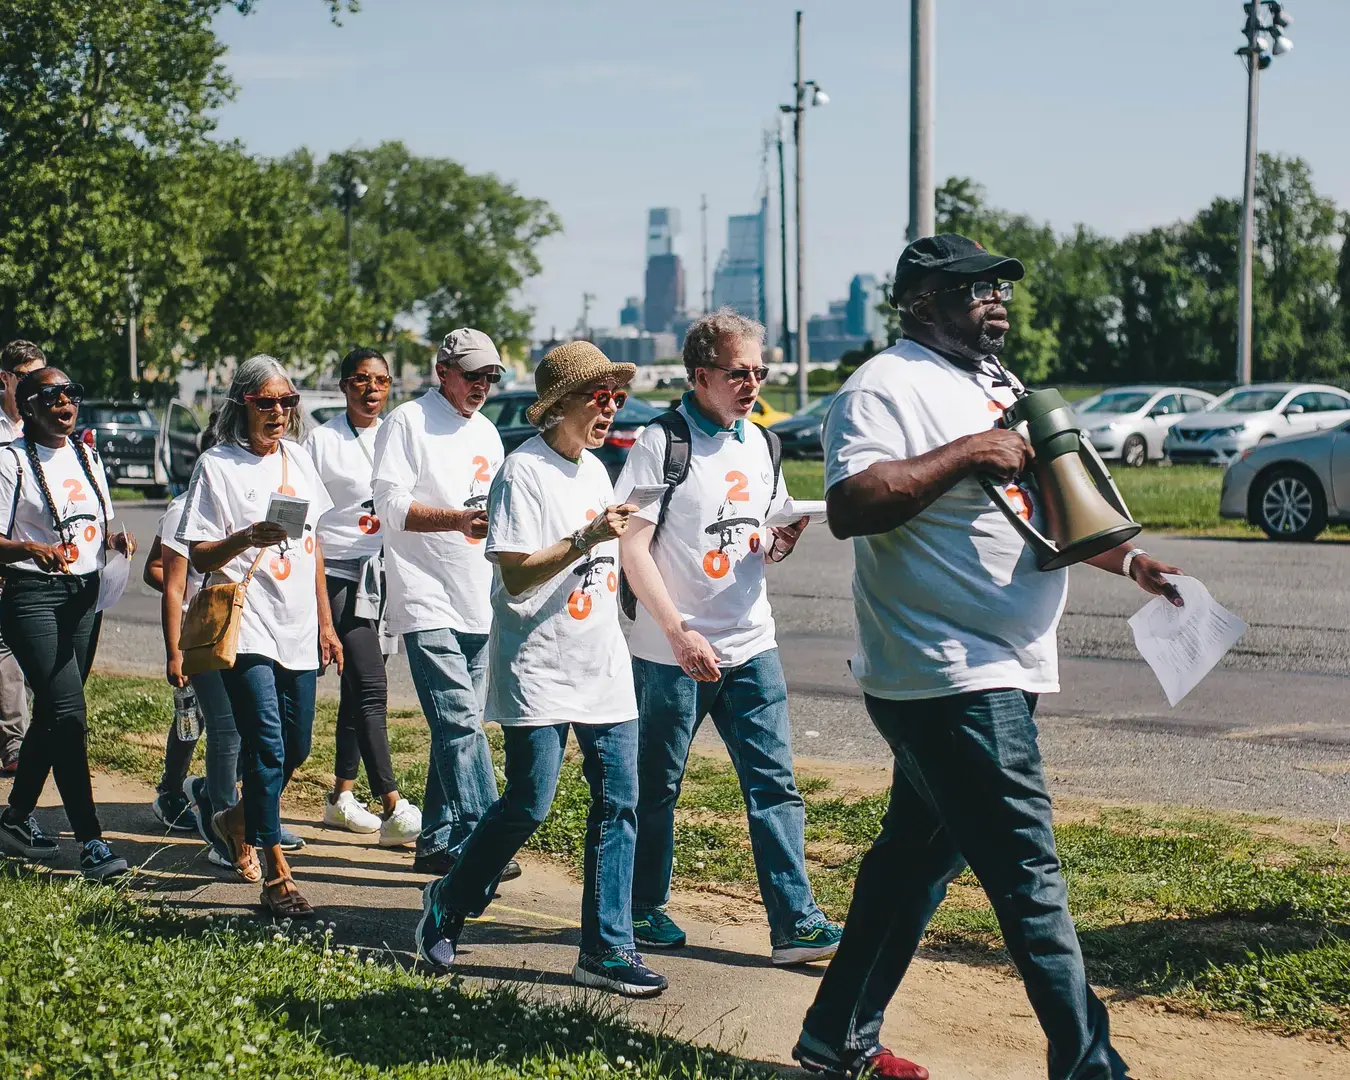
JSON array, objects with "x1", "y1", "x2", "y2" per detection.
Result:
[
  {"x1": 1164, "y1": 383, "x2": 1350, "y2": 466},
  {"x1": 1074, "y1": 386, "x2": 1217, "y2": 467}
]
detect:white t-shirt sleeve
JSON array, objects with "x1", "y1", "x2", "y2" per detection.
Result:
[
  {"x1": 483, "y1": 468, "x2": 547, "y2": 561},
  {"x1": 614, "y1": 424, "x2": 667, "y2": 525},
  {"x1": 178, "y1": 459, "x2": 230, "y2": 544},
  {"x1": 371, "y1": 413, "x2": 417, "y2": 531},
  {"x1": 824, "y1": 387, "x2": 914, "y2": 493},
  {"x1": 0, "y1": 448, "x2": 19, "y2": 539}
]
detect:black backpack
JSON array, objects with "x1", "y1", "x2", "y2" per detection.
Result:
[{"x1": 618, "y1": 411, "x2": 782, "y2": 620}]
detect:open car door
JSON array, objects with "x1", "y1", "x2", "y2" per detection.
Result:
[{"x1": 157, "y1": 400, "x2": 202, "y2": 493}]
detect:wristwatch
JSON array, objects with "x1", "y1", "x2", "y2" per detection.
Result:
[
  {"x1": 570, "y1": 527, "x2": 591, "y2": 554},
  {"x1": 1121, "y1": 548, "x2": 1148, "y2": 580}
]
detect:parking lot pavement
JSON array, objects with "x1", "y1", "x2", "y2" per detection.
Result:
[{"x1": 102, "y1": 503, "x2": 1350, "y2": 819}]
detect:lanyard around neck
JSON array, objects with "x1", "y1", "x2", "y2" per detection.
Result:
[{"x1": 346, "y1": 415, "x2": 376, "y2": 466}]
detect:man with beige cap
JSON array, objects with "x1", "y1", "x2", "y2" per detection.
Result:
[
  {"x1": 416, "y1": 340, "x2": 667, "y2": 998},
  {"x1": 372, "y1": 328, "x2": 519, "y2": 880}
]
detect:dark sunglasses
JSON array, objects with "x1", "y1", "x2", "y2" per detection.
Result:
[
  {"x1": 27, "y1": 382, "x2": 84, "y2": 408},
  {"x1": 460, "y1": 370, "x2": 502, "y2": 385},
  {"x1": 577, "y1": 388, "x2": 626, "y2": 410},
  {"x1": 707, "y1": 364, "x2": 769, "y2": 384},
  {"x1": 243, "y1": 392, "x2": 301, "y2": 412},
  {"x1": 342, "y1": 373, "x2": 392, "y2": 390}
]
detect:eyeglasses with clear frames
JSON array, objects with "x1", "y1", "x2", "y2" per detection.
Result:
[{"x1": 916, "y1": 280, "x2": 1015, "y2": 306}]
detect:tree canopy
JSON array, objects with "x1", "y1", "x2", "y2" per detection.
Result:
[{"x1": 0, "y1": 0, "x2": 556, "y2": 393}]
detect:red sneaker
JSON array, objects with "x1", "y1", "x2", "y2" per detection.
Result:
[
  {"x1": 0, "y1": 757, "x2": 17, "y2": 777},
  {"x1": 793, "y1": 1040, "x2": 929, "y2": 1080}
]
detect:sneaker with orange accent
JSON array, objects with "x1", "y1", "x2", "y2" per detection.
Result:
[{"x1": 792, "y1": 1035, "x2": 928, "y2": 1080}]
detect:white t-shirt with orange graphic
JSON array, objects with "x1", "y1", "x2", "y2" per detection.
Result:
[
  {"x1": 824, "y1": 339, "x2": 1068, "y2": 701},
  {"x1": 483, "y1": 435, "x2": 636, "y2": 728},
  {"x1": 0, "y1": 438, "x2": 115, "y2": 576},
  {"x1": 616, "y1": 404, "x2": 790, "y2": 669},
  {"x1": 178, "y1": 441, "x2": 333, "y2": 671},
  {"x1": 304, "y1": 413, "x2": 383, "y2": 576}
]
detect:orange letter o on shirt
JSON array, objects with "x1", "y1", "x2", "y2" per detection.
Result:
[
  {"x1": 703, "y1": 550, "x2": 730, "y2": 579},
  {"x1": 567, "y1": 589, "x2": 593, "y2": 620}
]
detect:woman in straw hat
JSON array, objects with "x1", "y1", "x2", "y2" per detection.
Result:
[{"x1": 414, "y1": 341, "x2": 667, "y2": 997}]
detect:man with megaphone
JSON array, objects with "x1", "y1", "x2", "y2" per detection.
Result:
[{"x1": 791, "y1": 234, "x2": 1182, "y2": 1080}]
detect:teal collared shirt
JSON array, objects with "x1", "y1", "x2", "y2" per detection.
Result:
[{"x1": 681, "y1": 392, "x2": 745, "y2": 442}]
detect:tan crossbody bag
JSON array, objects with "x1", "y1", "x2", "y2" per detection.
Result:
[{"x1": 179, "y1": 447, "x2": 287, "y2": 676}]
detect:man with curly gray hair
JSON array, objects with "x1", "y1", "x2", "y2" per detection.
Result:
[{"x1": 615, "y1": 307, "x2": 840, "y2": 965}]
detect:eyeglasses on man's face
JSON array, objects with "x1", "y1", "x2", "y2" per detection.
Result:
[
  {"x1": 243, "y1": 392, "x2": 300, "y2": 412},
  {"x1": 918, "y1": 280, "x2": 1015, "y2": 306},
  {"x1": 707, "y1": 364, "x2": 769, "y2": 385},
  {"x1": 460, "y1": 369, "x2": 502, "y2": 386}
]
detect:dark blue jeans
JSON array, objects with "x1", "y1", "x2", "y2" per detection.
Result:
[
  {"x1": 219, "y1": 654, "x2": 316, "y2": 848},
  {"x1": 440, "y1": 720, "x2": 639, "y2": 956},
  {"x1": 632, "y1": 650, "x2": 823, "y2": 946},
  {"x1": 801, "y1": 689, "x2": 1128, "y2": 1080}
]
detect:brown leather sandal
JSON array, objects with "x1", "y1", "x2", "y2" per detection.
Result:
[
  {"x1": 260, "y1": 876, "x2": 315, "y2": 918},
  {"x1": 236, "y1": 843, "x2": 262, "y2": 884},
  {"x1": 211, "y1": 809, "x2": 261, "y2": 883}
]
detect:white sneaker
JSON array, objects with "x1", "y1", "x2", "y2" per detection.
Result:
[
  {"x1": 323, "y1": 791, "x2": 381, "y2": 834},
  {"x1": 378, "y1": 799, "x2": 422, "y2": 848}
]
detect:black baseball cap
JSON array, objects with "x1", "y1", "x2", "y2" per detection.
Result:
[{"x1": 890, "y1": 233, "x2": 1025, "y2": 307}]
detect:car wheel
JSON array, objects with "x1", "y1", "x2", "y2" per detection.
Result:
[
  {"x1": 1249, "y1": 467, "x2": 1327, "y2": 541},
  {"x1": 1121, "y1": 434, "x2": 1147, "y2": 468}
]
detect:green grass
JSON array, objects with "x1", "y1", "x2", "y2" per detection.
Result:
[
  {"x1": 0, "y1": 869, "x2": 779, "y2": 1080},
  {"x1": 81, "y1": 675, "x2": 1350, "y2": 1035}
]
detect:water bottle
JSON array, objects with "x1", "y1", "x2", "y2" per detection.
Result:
[{"x1": 173, "y1": 684, "x2": 203, "y2": 742}]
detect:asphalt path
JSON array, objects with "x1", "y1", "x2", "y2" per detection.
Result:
[{"x1": 100, "y1": 502, "x2": 1350, "y2": 819}]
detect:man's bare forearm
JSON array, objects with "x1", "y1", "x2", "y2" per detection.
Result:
[
  {"x1": 404, "y1": 502, "x2": 468, "y2": 533},
  {"x1": 827, "y1": 437, "x2": 977, "y2": 539}
]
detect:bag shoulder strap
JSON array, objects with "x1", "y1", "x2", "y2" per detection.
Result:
[
  {"x1": 651, "y1": 411, "x2": 692, "y2": 538},
  {"x1": 762, "y1": 425, "x2": 783, "y2": 513},
  {"x1": 4, "y1": 446, "x2": 22, "y2": 541}
]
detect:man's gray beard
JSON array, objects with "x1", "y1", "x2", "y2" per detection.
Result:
[{"x1": 978, "y1": 329, "x2": 1008, "y2": 356}]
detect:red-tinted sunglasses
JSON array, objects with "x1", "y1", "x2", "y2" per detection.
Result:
[{"x1": 578, "y1": 389, "x2": 626, "y2": 410}]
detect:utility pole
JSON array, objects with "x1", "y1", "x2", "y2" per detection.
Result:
[
  {"x1": 1235, "y1": 1, "x2": 1293, "y2": 386},
  {"x1": 127, "y1": 262, "x2": 139, "y2": 384},
  {"x1": 700, "y1": 194, "x2": 709, "y2": 313},
  {"x1": 793, "y1": 10, "x2": 808, "y2": 412},
  {"x1": 908, "y1": 0, "x2": 935, "y2": 241},
  {"x1": 777, "y1": 115, "x2": 792, "y2": 371},
  {"x1": 581, "y1": 292, "x2": 595, "y2": 339}
]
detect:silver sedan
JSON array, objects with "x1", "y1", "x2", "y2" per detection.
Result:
[
  {"x1": 1219, "y1": 420, "x2": 1350, "y2": 540},
  {"x1": 1074, "y1": 386, "x2": 1216, "y2": 467}
]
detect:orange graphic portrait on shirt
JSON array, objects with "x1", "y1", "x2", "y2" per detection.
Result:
[
  {"x1": 463, "y1": 455, "x2": 493, "y2": 545},
  {"x1": 701, "y1": 470, "x2": 762, "y2": 580},
  {"x1": 567, "y1": 509, "x2": 607, "y2": 618}
]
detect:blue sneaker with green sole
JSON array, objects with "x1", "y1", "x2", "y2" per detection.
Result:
[
  {"x1": 772, "y1": 920, "x2": 843, "y2": 965},
  {"x1": 633, "y1": 908, "x2": 687, "y2": 949}
]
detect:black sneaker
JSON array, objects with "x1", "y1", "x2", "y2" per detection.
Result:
[
  {"x1": 80, "y1": 839, "x2": 129, "y2": 881},
  {"x1": 412, "y1": 848, "x2": 456, "y2": 876},
  {"x1": 152, "y1": 789, "x2": 197, "y2": 834},
  {"x1": 0, "y1": 811, "x2": 60, "y2": 860},
  {"x1": 572, "y1": 948, "x2": 667, "y2": 998},
  {"x1": 414, "y1": 880, "x2": 465, "y2": 972},
  {"x1": 499, "y1": 858, "x2": 522, "y2": 882}
]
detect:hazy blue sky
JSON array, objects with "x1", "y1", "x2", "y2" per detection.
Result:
[{"x1": 213, "y1": 1, "x2": 1350, "y2": 341}]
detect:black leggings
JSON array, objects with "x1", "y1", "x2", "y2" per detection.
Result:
[
  {"x1": 2, "y1": 572, "x2": 102, "y2": 841},
  {"x1": 326, "y1": 575, "x2": 397, "y2": 797}
]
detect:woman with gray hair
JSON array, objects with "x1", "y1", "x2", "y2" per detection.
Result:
[{"x1": 178, "y1": 355, "x2": 342, "y2": 917}]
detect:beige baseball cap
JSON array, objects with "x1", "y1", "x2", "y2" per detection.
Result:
[{"x1": 435, "y1": 328, "x2": 502, "y2": 372}]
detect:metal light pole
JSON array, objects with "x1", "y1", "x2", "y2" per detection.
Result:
[
  {"x1": 127, "y1": 263, "x2": 139, "y2": 384},
  {"x1": 700, "y1": 193, "x2": 709, "y2": 313},
  {"x1": 787, "y1": 10, "x2": 828, "y2": 411},
  {"x1": 777, "y1": 113, "x2": 792, "y2": 370},
  {"x1": 337, "y1": 167, "x2": 368, "y2": 288},
  {"x1": 1235, "y1": 1, "x2": 1293, "y2": 386},
  {"x1": 908, "y1": 0, "x2": 935, "y2": 241}
]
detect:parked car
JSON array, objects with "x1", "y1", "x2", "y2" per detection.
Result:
[
  {"x1": 1219, "y1": 419, "x2": 1350, "y2": 540},
  {"x1": 481, "y1": 389, "x2": 666, "y2": 479},
  {"x1": 1073, "y1": 386, "x2": 1216, "y2": 467},
  {"x1": 770, "y1": 392, "x2": 837, "y2": 459},
  {"x1": 748, "y1": 398, "x2": 793, "y2": 429},
  {"x1": 1164, "y1": 383, "x2": 1350, "y2": 465},
  {"x1": 77, "y1": 400, "x2": 163, "y2": 493},
  {"x1": 301, "y1": 393, "x2": 348, "y2": 429}
]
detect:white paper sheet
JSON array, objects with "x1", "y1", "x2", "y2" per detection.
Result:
[
  {"x1": 266, "y1": 492, "x2": 310, "y2": 540},
  {"x1": 97, "y1": 550, "x2": 131, "y2": 612},
  {"x1": 1128, "y1": 575, "x2": 1247, "y2": 706},
  {"x1": 764, "y1": 498, "x2": 828, "y2": 528},
  {"x1": 624, "y1": 484, "x2": 668, "y2": 510}
]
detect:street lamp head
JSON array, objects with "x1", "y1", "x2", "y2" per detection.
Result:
[
  {"x1": 1272, "y1": 33, "x2": 1293, "y2": 55},
  {"x1": 1254, "y1": 31, "x2": 1273, "y2": 52},
  {"x1": 352, "y1": 179, "x2": 369, "y2": 200},
  {"x1": 811, "y1": 86, "x2": 829, "y2": 107}
]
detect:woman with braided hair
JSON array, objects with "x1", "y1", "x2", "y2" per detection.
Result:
[{"x1": 0, "y1": 367, "x2": 136, "y2": 880}]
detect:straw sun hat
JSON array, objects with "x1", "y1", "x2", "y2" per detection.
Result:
[{"x1": 526, "y1": 341, "x2": 637, "y2": 426}]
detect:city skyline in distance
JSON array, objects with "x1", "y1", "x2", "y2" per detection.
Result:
[{"x1": 211, "y1": 1, "x2": 1350, "y2": 345}]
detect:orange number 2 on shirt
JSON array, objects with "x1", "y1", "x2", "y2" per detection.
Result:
[
  {"x1": 472, "y1": 456, "x2": 490, "y2": 483},
  {"x1": 724, "y1": 471, "x2": 749, "y2": 502},
  {"x1": 63, "y1": 478, "x2": 87, "y2": 502}
]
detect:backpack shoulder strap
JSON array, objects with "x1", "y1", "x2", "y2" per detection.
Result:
[
  {"x1": 3, "y1": 446, "x2": 22, "y2": 541},
  {"x1": 762, "y1": 424, "x2": 783, "y2": 511},
  {"x1": 651, "y1": 411, "x2": 692, "y2": 534}
]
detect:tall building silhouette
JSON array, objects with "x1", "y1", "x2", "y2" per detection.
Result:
[
  {"x1": 643, "y1": 208, "x2": 685, "y2": 333},
  {"x1": 711, "y1": 197, "x2": 768, "y2": 327}
]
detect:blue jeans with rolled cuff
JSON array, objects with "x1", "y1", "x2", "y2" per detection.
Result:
[
  {"x1": 219, "y1": 654, "x2": 316, "y2": 849},
  {"x1": 631, "y1": 650, "x2": 825, "y2": 947},
  {"x1": 403, "y1": 627, "x2": 497, "y2": 859},
  {"x1": 799, "y1": 688, "x2": 1129, "y2": 1080},
  {"x1": 439, "y1": 719, "x2": 640, "y2": 956}
]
